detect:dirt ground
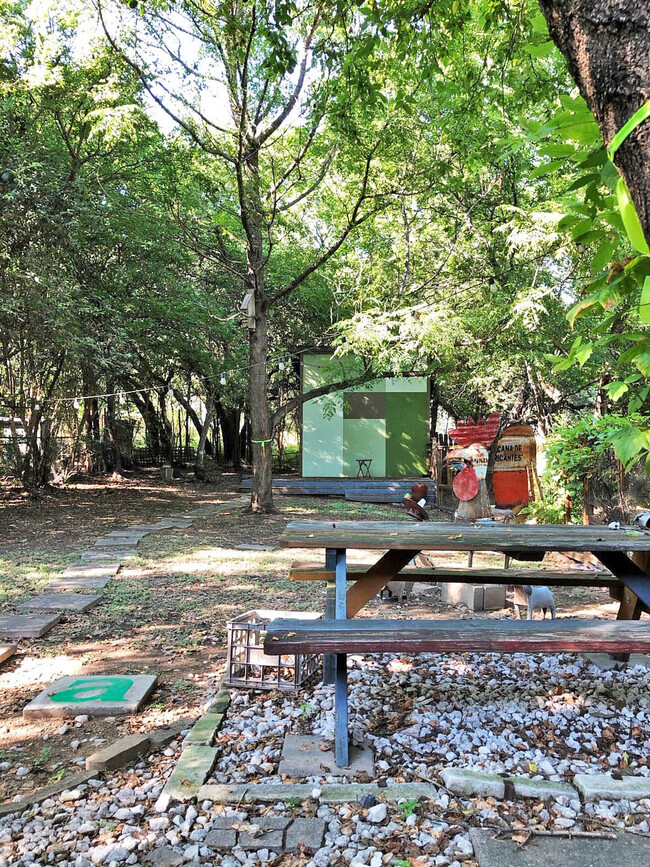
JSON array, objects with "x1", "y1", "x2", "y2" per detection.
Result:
[{"x1": 0, "y1": 472, "x2": 619, "y2": 802}]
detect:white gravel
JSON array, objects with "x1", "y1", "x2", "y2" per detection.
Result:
[
  {"x1": 210, "y1": 651, "x2": 650, "y2": 785},
  {"x1": 2, "y1": 651, "x2": 650, "y2": 866}
]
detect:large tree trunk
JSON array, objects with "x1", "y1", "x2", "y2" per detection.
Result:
[
  {"x1": 539, "y1": 0, "x2": 650, "y2": 240},
  {"x1": 243, "y1": 139, "x2": 275, "y2": 513}
]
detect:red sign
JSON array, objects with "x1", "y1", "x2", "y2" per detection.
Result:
[{"x1": 449, "y1": 412, "x2": 501, "y2": 447}]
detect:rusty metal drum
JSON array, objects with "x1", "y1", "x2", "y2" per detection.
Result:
[{"x1": 492, "y1": 424, "x2": 537, "y2": 508}]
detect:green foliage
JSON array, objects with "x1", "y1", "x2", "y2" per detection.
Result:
[{"x1": 398, "y1": 798, "x2": 419, "y2": 818}]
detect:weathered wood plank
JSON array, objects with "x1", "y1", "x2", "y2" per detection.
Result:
[
  {"x1": 280, "y1": 521, "x2": 650, "y2": 553},
  {"x1": 289, "y1": 562, "x2": 621, "y2": 587},
  {"x1": 264, "y1": 617, "x2": 650, "y2": 655},
  {"x1": 345, "y1": 550, "x2": 419, "y2": 617}
]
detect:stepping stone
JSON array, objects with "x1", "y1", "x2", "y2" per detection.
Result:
[
  {"x1": 235, "y1": 543, "x2": 277, "y2": 551},
  {"x1": 94, "y1": 537, "x2": 141, "y2": 548},
  {"x1": 469, "y1": 827, "x2": 650, "y2": 867},
  {"x1": 0, "y1": 644, "x2": 16, "y2": 665},
  {"x1": 105, "y1": 530, "x2": 150, "y2": 538},
  {"x1": 62, "y1": 563, "x2": 120, "y2": 577},
  {"x1": 19, "y1": 593, "x2": 102, "y2": 612},
  {"x1": 23, "y1": 674, "x2": 158, "y2": 719},
  {"x1": 81, "y1": 550, "x2": 137, "y2": 561},
  {"x1": 44, "y1": 575, "x2": 112, "y2": 592},
  {"x1": 278, "y1": 734, "x2": 374, "y2": 779},
  {"x1": 0, "y1": 614, "x2": 61, "y2": 640}
]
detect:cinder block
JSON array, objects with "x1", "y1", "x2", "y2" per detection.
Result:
[
  {"x1": 441, "y1": 583, "x2": 484, "y2": 610},
  {"x1": 483, "y1": 584, "x2": 506, "y2": 610},
  {"x1": 440, "y1": 583, "x2": 506, "y2": 611}
]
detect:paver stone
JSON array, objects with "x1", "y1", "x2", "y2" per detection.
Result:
[
  {"x1": 19, "y1": 593, "x2": 102, "y2": 612},
  {"x1": 470, "y1": 827, "x2": 650, "y2": 867},
  {"x1": 284, "y1": 818, "x2": 327, "y2": 853},
  {"x1": 0, "y1": 614, "x2": 61, "y2": 640},
  {"x1": 278, "y1": 734, "x2": 374, "y2": 778},
  {"x1": 23, "y1": 674, "x2": 157, "y2": 719}
]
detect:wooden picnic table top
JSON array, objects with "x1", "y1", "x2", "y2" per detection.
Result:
[{"x1": 279, "y1": 520, "x2": 650, "y2": 553}]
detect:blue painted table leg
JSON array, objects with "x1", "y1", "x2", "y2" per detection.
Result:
[
  {"x1": 323, "y1": 549, "x2": 336, "y2": 685},
  {"x1": 335, "y1": 652, "x2": 349, "y2": 767},
  {"x1": 334, "y1": 548, "x2": 349, "y2": 767}
]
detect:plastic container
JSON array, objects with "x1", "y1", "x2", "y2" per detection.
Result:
[{"x1": 225, "y1": 609, "x2": 321, "y2": 691}]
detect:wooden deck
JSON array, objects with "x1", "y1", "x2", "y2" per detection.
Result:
[{"x1": 240, "y1": 477, "x2": 432, "y2": 502}]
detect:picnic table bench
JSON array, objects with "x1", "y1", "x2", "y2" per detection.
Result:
[{"x1": 264, "y1": 521, "x2": 650, "y2": 768}]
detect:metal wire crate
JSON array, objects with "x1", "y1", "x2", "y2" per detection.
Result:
[{"x1": 225, "y1": 609, "x2": 321, "y2": 691}]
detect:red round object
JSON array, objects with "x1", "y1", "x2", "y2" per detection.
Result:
[
  {"x1": 411, "y1": 483, "x2": 428, "y2": 501},
  {"x1": 453, "y1": 466, "x2": 479, "y2": 501}
]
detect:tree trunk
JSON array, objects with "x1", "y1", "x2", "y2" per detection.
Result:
[
  {"x1": 195, "y1": 394, "x2": 215, "y2": 477},
  {"x1": 249, "y1": 303, "x2": 274, "y2": 511},
  {"x1": 216, "y1": 402, "x2": 241, "y2": 467},
  {"x1": 243, "y1": 139, "x2": 275, "y2": 512},
  {"x1": 106, "y1": 393, "x2": 122, "y2": 474},
  {"x1": 172, "y1": 387, "x2": 213, "y2": 456},
  {"x1": 539, "y1": 0, "x2": 650, "y2": 240}
]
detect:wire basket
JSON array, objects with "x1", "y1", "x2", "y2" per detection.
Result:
[{"x1": 225, "y1": 609, "x2": 321, "y2": 691}]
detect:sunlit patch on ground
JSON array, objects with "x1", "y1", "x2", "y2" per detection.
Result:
[{"x1": 0, "y1": 655, "x2": 83, "y2": 691}]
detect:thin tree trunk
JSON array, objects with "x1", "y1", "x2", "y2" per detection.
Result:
[
  {"x1": 106, "y1": 392, "x2": 122, "y2": 474},
  {"x1": 195, "y1": 394, "x2": 215, "y2": 477},
  {"x1": 540, "y1": 0, "x2": 650, "y2": 240}
]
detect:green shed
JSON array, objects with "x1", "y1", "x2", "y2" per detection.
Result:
[{"x1": 300, "y1": 353, "x2": 430, "y2": 478}]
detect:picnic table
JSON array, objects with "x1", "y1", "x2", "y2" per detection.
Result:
[{"x1": 264, "y1": 521, "x2": 650, "y2": 768}]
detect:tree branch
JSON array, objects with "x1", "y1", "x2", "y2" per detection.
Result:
[{"x1": 272, "y1": 366, "x2": 427, "y2": 425}]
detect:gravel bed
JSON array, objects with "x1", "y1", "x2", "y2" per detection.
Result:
[
  {"x1": 3, "y1": 652, "x2": 650, "y2": 866},
  {"x1": 211, "y1": 651, "x2": 650, "y2": 785}
]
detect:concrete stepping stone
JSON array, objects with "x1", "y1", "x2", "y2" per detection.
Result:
[
  {"x1": 105, "y1": 529, "x2": 150, "y2": 538},
  {"x1": 0, "y1": 614, "x2": 61, "y2": 640},
  {"x1": 61, "y1": 563, "x2": 121, "y2": 577},
  {"x1": 469, "y1": 827, "x2": 650, "y2": 867},
  {"x1": 81, "y1": 550, "x2": 137, "y2": 561},
  {"x1": 44, "y1": 575, "x2": 112, "y2": 592},
  {"x1": 235, "y1": 543, "x2": 277, "y2": 551},
  {"x1": 23, "y1": 674, "x2": 158, "y2": 719},
  {"x1": 94, "y1": 537, "x2": 141, "y2": 548},
  {"x1": 278, "y1": 734, "x2": 374, "y2": 778},
  {"x1": 0, "y1": 644, "x2": 16, "y2": 665},
  {"x1": 19, "y1": 593, "x2": 102, "y2": 612},
  {"x1": 129, "y1": 524, "x2": 165, "y2": 531}
]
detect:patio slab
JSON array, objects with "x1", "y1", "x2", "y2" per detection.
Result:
[
  {"x1": 0, "y1": 614, "x2": 61, "y2": 640},
  {"x1": 19, "y1": 593, "x2": 102, "y2": 612},
  {"x1": 45, "y1": 576, "x2": 112, "y2": 592},
  {"x1": 278, "y1": 734, "x2": 374, "y2": 778},
  {"x1": 23, "y1": 674, "x2": 158, "y2": 719},
  {"x1": 61, "y1": 563, "x2": 121, "y2": 578},
  {"x1": 470, "y1": 828, "x2": 650, "y2": 867},
  {"x1": 94, "y1": 537, "x2": 141, "y2": 548},
  {"x1": 81, "y1": 550, "x2": 137, "y2": 561}
]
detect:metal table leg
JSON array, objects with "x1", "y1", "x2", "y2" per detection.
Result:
[
  {"x1": 323, "y1": 549, "x2": 336, "y2": 685},
  {"x1": 334, "y1": 547, "x2": 349, "y2": 767}
]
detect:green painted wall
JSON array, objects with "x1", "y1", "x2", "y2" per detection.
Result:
[
  {"x1": 343, "y1": 418, "x2": 387, "y2": 476},
  {"x1": 301, "y1": 354, "x2": 429, "y2": 477},
  {"x1": 385, "y1": 392, "x2": 429, "y2": 476}
]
